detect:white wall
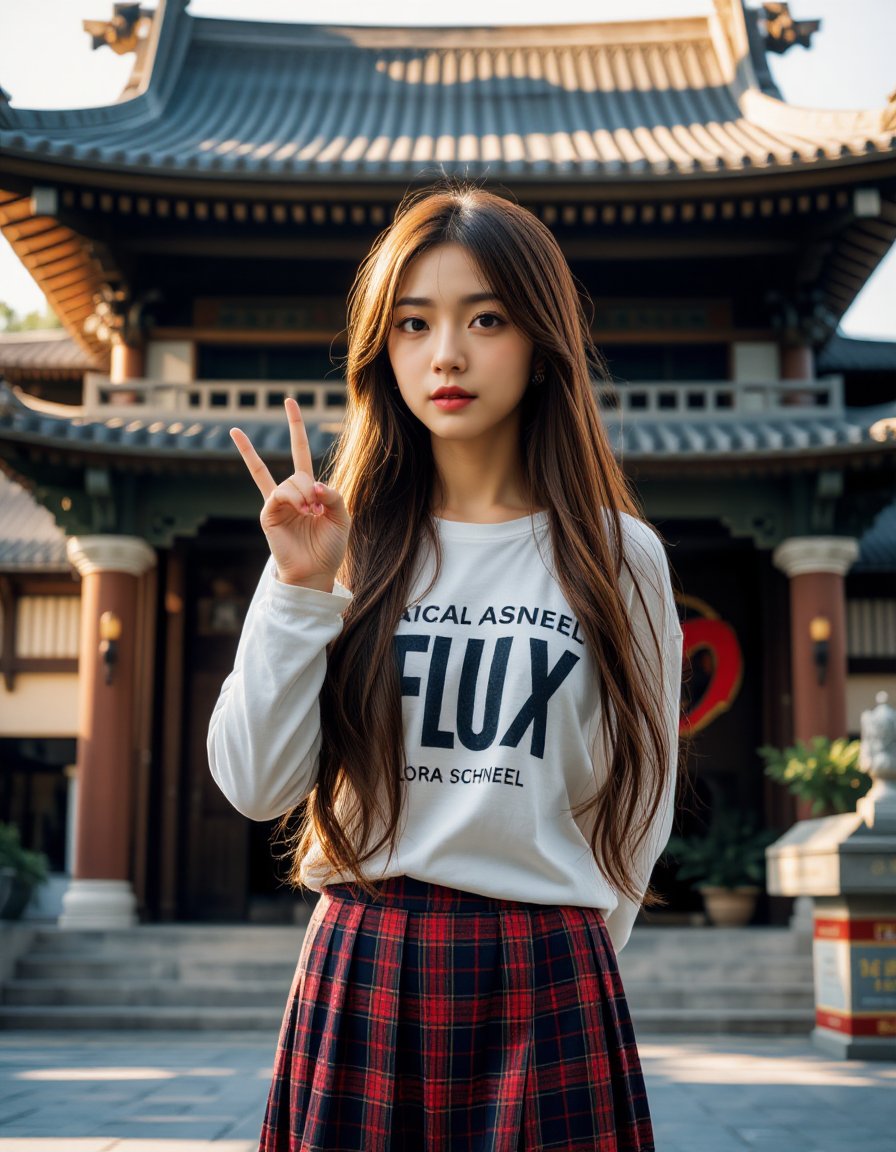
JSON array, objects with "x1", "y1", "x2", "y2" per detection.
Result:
[
  {"x1": 0, "y1": 673, "x2": 79, "y2": 737},
  {"x1": 145, "y1": 340, "x2": 194, "y2": 382}
]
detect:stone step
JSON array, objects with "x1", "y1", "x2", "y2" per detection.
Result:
[
  {"x1": 0, "y1": 1003, "x2": 815, "y2": 1035},
  {"x1": 20, "y1": 932, "x2": 812, "y2": 962},
  {"x1": 3, "y1": 977, "x2": 814, "y2": 1012},
  {"x1": 16, "y1": 955, "x2": 300, "y2": 982},
  {"x1": 24, "y1": 925, "x2": 811, "y2": 956},
  {"x1": 2, "y1": 923, "x2": 816, "y2": 1033},
  {"x1": 629, "y1": 1008, "x2": 814, "y2": 1035},
  {"x1": 618, "y1": 960, "x2": 813, "y2": 982},
  {"x1": 625, "y1": 928, "x2": 813, "y2": 956},
  {"x1": 16, "y1": 955, "x2": 180, "y2": 981},
  {"x1": 3, "y1": 979, "x2": 292, "y2": 1008},
  {"x1": 23, "y1": 925, "x2": 310, "y2": 953},
  {"x1": 16, "y1": 953, "x2": 810, "y2": 989},
  {"x1": 624, "y1": 983, "x2": 814, "y2": 1010},
  {"x1": 0, "y1": 1004, "x2": 286, "y2": 1030}
]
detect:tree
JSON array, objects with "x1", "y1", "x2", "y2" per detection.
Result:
[{"x1": 0, "y1": 300, "x2": 62, "y2": 332}]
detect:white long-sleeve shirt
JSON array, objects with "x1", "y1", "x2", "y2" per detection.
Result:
[{"x1": 208, "y1": 510, "x2": 683, "y2": 952}]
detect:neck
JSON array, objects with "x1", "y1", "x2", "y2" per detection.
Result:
[{"x1": 430, "y1": 421, "x2": 532, "y2": 521}]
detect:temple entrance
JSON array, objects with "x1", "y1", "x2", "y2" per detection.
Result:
[{"x1": 176, "y1": 520, "x2": 305, "y2": 921}]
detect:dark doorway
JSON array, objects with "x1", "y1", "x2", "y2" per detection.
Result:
[{"x1": 178, "y1": 521, "x2": 309, "y2": 921}]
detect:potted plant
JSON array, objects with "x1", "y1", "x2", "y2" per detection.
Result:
[
  {"x1": 663, "y1": 809, "x2": 780, "y2": 927},
  {"x1": 757, "y1": 736, "x2": 870, "y2": 819},
  {"x1": 0, "y1": 823, "x2": 49, "y2": 920}
]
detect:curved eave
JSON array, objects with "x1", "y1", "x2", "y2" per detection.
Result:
[
  {"x1": 0, "y1": 191, "x2": 111, "y2": 365},
  {"x1": 3, "y1": 150, "x2": 896, "y2": 190},
  {"x1": 4, "y1": 147, "x2": 896, "y2": 206}
]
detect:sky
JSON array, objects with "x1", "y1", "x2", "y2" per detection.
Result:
[{"x1": 0, "y1": 0, "x2": 894, "y2": 339}]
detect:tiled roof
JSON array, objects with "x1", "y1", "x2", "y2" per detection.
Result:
[
  {"x1": 0, "y1": 469, "x2": 69, "y2": 570},
  {"x1": 0, "y1": 330, "x2": 98, "y2": 372},
  {"x1": 607, "y1": 405, "x2": 896, "y2": 458},
  {"x1": 1, "y1": 1, "x2": 893, "y2": 181},
  {"x1": 817, "y1": 334, "x2": 896, "y2": 374},
  {"x1": 855, "y1": 500, "x2": 896, "y2": 570},
  {"x1": 1, "y1": 381, "x2": 893, "y2": 465}
]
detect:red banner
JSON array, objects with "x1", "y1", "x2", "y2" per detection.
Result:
[
  {"x1": 814, "y1": 919, "x2": 896, "y2": 943},
  {"x1": 816, "y1": 1008, "x2": 896, "y2": 1036}
]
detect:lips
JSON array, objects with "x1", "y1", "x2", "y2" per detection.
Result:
[{"x1": 431, "y1": 386, "x2": 474, "y2": 399}]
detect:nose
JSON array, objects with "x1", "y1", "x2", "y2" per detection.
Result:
[{"x1": 430, "y1": 324, "x2": 466, "y2": 375}]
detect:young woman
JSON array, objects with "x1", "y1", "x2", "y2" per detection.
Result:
[{"x1": 208, "y1": 181, "x2": 684, "y2": 1152}]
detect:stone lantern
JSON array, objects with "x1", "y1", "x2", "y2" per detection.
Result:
[{"x1": 765, "y1": 691, "x2": 896, "y2": 1060}]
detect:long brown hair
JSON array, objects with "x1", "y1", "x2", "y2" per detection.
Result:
[{"x1": 284, "y1": 179, "x2": 683, "y2": 909}]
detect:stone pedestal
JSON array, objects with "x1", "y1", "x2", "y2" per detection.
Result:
[
  {"x1": 812, "y1": 895, "x2": 896, "y2": 1058},
  {"x1": 766, "y1": 692, "x2": 896, "y2": 1060}
]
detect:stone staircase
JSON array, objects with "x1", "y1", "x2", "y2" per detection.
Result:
[
  {"x1": 618, "y1": 925, "x2": 814, "y2": 1034},
  {"x1": 0, "y1": 919, "x2": 814, "y2": 1034}
]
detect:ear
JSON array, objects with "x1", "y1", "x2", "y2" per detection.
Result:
[{"x1": 529, "y1": 359, "x2": 546, "y2": 386}]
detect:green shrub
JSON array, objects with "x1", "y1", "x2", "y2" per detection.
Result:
[
  {"x1": 664, "y1": 808, "x2": 780, "y2": 889},
  {"x1": 757, "y1": 736, "x2": 870, "y2": 817},
  {"x1": 0, "y1": 823, "x2": 49, "y2": 920}
]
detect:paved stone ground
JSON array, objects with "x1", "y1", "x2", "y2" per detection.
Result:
[{"x1": 0, "y1": 1030, "x2": 893, "y2": 1151}]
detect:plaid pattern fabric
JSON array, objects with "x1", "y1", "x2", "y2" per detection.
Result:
[{"x1": 260, "y1": 876, "x2": 654, "y2": 1152}]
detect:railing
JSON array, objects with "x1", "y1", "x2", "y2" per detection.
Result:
[
  {"x1": 82, "y1": 373, "x2": 349, "y2": 421},
  {"x1": 595, "y1": 376, "x2": 844, "y2": 417},
  {"x1": 74, "y1": 372, "x2": 846, "y2": 422}
]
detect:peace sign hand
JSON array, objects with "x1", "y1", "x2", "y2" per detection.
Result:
[{"x1": 230, "y1": 398, "x2": 351, "y2": 593}]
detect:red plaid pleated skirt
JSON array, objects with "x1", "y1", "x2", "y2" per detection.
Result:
[{"x1": 259, "y1": 875, "x2": 654, "y2": 1152}]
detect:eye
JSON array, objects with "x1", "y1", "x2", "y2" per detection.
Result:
[
  {"x1": 395, "y1": 316, "x2": 427, "y2": 333},
  {"x1": 472, "y1": 312, "x2": 506, "y2": 329}
]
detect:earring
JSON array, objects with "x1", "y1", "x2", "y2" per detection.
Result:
[{"x1": 530, "y1": 365, "x2": 545, "y2": 386}]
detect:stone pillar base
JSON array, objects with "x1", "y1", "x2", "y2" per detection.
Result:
[
  {"x1": 57, "y1": 879, "x2": 137, "y2": 930},
  {"x1": 812, "y1": 1027, "x2": 896, "y2": 1062}
]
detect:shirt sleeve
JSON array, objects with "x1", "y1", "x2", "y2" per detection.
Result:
[
  {"x1": 603, "y1": 526, "x2": 683, "y2": 954},
  {"x1": 207, "y1": 554, "x2": 353, "y2": 821}
]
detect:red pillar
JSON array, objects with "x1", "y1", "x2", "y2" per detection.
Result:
[
  {"x1": 779, "y1": 343, "x2": 816, "y2": 408},
  {"x1": 772, "y1": 537, "x2": 859, "y2": 818},
  {"x1": 110, "y1": 340, "x2": 145, "y2": 383},
  {"x1": 780, "y1": 343, "x2": 814, "y2": 382},
  {"x1": 59, "y1": 536, "x2": 156, "y2": 929}
]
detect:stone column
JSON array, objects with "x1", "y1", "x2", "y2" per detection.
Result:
[
  {"x1": 772, "y1": 536, "x2": 860, "y2": 932},
  {"x1": 58, "y1": 536, "x2": 156, "y2": 930}
]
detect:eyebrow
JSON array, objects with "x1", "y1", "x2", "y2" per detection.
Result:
[{"x1": 394, "y1": 293, "x2": 501, "y2": 308}]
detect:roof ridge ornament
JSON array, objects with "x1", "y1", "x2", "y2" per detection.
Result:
[
  {"x1": 882, "y1": 87, "x2": 896, "y2": 134},
  {"x1": 759, "y1": 2, "x2": 821, "y2": 55},
  {"x1": 83, "y1": 4, "x2": 153, "y2": 56}
]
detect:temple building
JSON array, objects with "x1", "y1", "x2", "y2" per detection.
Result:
[{"x1": 0, "y1": 0, "x2": 894, "y2": 927}]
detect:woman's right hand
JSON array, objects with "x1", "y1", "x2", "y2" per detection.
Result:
[{"x1": 230, "y1": 397, "x2": 351, "y2": 592}]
